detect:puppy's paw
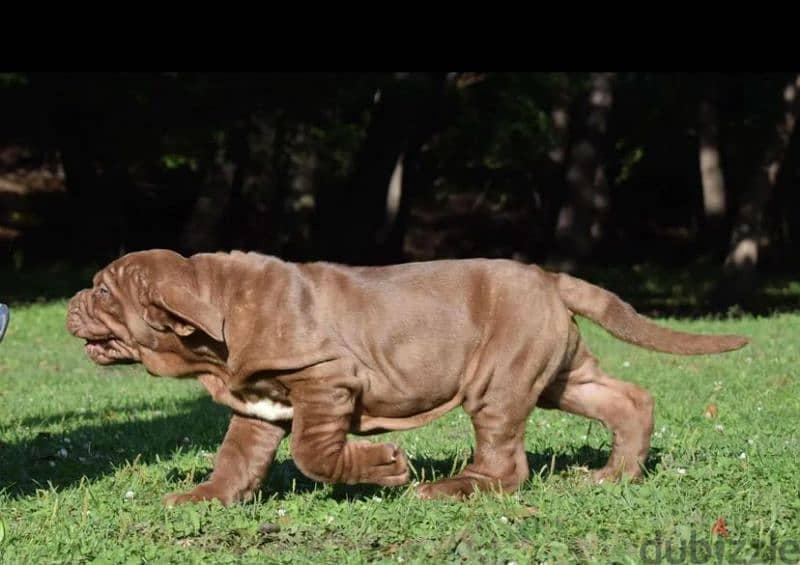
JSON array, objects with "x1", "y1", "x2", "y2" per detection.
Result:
[
  {"x1": 354, "y1": 441, "x2": 410, "y2": 486},
  {"x1": 375, "y1": 443, "x2": 410, "y2": 486},
  {"x1": 589, "y1": 465, "x2": 643, "y2": 485},
  {"x1": 590, "y1": 467, "x2": 619, "y2": 485},
  {"x1": 162, "y1": 482, "x2": 234, "y2": 507},
  {"x1": 416, "y1": 477, "x2": 477, "y2": 500}
]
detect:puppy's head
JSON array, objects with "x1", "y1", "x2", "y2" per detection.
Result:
[{"x1": 67, "y1": 249, "x2": 225, "y2": 377}]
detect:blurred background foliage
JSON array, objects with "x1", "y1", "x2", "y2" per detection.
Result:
[{"x1": 1, "y1": 72, "x2": 799, "y2": 310}]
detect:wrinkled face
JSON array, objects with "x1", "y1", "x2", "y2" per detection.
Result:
[
  {"x1": 67, "y1": 250, "x2": 226, "y2": 376},
  {"x1": 67, "y1": 264, "x2": 146, "y2": 365}
]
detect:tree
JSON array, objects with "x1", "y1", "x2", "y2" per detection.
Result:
[
  {"x1": 553, "y1": 72, "x2": 616, "y2": 268},
  {"x1": 720, "y1": 73, "x2": 800, "y2": 299},
  {"x1": 31, "y1": 72, "x2": 142, "y2": 260},
  {"x1": 697, "y1": 75, "x2": 728, "y2": 253},
  {"x1": 315, "y1": 73, "x2": 447, "y2": 264}
]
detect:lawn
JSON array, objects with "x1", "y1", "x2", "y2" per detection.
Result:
[{"x1": 1, "y1": 299, "x2": 799, "y2": 563}]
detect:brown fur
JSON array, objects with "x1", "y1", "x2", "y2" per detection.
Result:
[{"x1": 66, "y1": 250, "x2": 748, "y2": 504}]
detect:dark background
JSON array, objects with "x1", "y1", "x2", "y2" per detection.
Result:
[{"x1": 1, "y1": 72, "x2": 799, "y2": 313}]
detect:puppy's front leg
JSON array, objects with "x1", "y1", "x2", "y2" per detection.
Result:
[
  {"x1": 163, "y1": 414, "x2": 288, "y2": 506},
  {"x1": 289, "y1": 383, "x2": 410, "y2": 486}
]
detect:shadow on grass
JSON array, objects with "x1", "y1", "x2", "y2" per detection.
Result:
[
  {"x1": 0, "y1": 395, "x2": 663, "y2": 502},
  {"x1": 1, "y1": 396, "x2": 230, "y2": 498},
  {"x1": 569, "y1": 262, "x2": 800, "y2": 318},
  {"x1": 224, "y1": 446, "x2": 664, "y2": 503}
]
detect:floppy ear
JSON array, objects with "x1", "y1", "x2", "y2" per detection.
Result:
[{"x1": 143, "y1": 283, "x2": 225, "y2": 342}]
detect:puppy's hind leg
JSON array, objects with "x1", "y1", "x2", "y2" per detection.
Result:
[
  {"x1": 415, "y1": 337, "x2": 568, "y2": 500},
  {"x1": 538, "y1": 342, "x2": 654, "y2": 483},
  {"x1": 416, "y1": 404, "x2": 531, "y2": 500},
  {"x1": 416, "y1": 363, "x2": 543, "y2": 500}
]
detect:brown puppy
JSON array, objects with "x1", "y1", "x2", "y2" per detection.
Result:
[{"x1": 67, "y1": 250, "x2": 748, "y2": 504}]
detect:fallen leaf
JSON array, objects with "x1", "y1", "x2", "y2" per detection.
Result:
[
  {"x1": 711, "y1": 516, "x2": 729, "y2": 538},
  {"x1": 704, "y1": 403, "x2": 718, "y2": 419}
]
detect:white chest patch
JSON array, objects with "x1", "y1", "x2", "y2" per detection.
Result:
[{"x1": 241, "y1": 398, "x2": 294, "y2": 422}]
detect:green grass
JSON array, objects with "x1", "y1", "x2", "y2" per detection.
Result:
[{"x1": 1, "y1": 301, "x2": 799, "y2": 563}]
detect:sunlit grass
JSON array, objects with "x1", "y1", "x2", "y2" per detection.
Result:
[{"x1": 1, "y1": 301, "x2": 798, "y2": 562}]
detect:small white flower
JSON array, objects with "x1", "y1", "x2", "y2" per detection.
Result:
[
  {"x1": 715, "y1": 424, "x2": 725, "y2": 432},
  {"x1": 654, "y1": 432, "x2": 663, "y2": 439},
  {"x1": 326, "y1": 515, "x2": 334, "y2": 524},
  {"x1": 57, "y1": 448, "x2": 68, "y2": 458},
  {"x1": 183, "y1": 437, "x2": 190, "y2": 443},
  {"x1": 581, "y1": 435, "x2": 588, "y2": 441},
  {"x1": 747, "y1": 439, "x2": 755, "y2": 446},
  {"x1": 397, "y1": 557, "x2": 404, "y2": 563},
  {"x1": 661, "y1": 426, "x2": 667, "y2": 433},
  {"x1": 623, "y1": 361, "x2": 631, "y2": 368},
  {"x1": 372, "y1": 496, "x2": 383, "y2": 502},
  {"x1": 500, "y1": 516, "x2": 509, "y2": 524},
  {"x1": 125, "y1": 490, "x2": 135, "y2": 499},
  {"x1": 277, "y1": 508, "x2": 287, "y2": 517},
  {"x1": 508, "y1": 561, "x2": 519, "y2": 565},
  {"x1": 49, "y1": 461, "x2": 56, "y2": 467},
  {"x1": 676, "y1": 468, "x2": 687, "y2": 475},
  {"x1": 739, "y1": 452, "x2": 747, "y2": 459}
]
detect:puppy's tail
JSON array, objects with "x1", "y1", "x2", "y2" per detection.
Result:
[{"x1": 554, "y1": 273, "x2": 749, "y2": 355}]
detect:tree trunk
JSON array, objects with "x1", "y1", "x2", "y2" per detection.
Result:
[
  {"x1": 34, "y1": 73, "x2": 131, "y2": 261},
  {"x1": 280, "y1": 130, "x2": 318, "y2": 260},
  {"x1": 315, "y1": 72, "x2": 446, "y2": 264},
  {"x1": 553, "y1": 72, "x2": 616, "y2": 268},
  {"x1": 778, "y1": 127, "x2": 800, "y2": 265},
  {"x1": 548, "y1": 75, "x2": 571, "y2": 169},
  {"x1": 720, "y1": 73, "x2": 800, "y2": 299},
  {"x1": 262, "y1": 118, "x2": 318, "y2": 258},
  {"x1": 535, "y1": 73, "x2": 571, "y2": 261},
  {"x1": 697, "y1": 85, "x2": 728, "y2": 253},
  {"x1": 180, "y1": 126, "x2": 248, "y2": 254}
]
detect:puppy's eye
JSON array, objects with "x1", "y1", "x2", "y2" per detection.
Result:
[{"x1": 98, "y1": 286, "x2": 110, "y2": 297}]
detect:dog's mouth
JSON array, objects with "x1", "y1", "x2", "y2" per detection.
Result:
[{"x1": 85, "y1": 338, "x2": 135, "y2": 365}]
